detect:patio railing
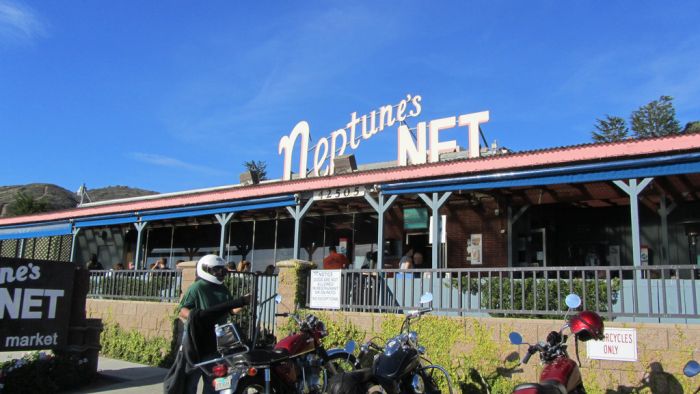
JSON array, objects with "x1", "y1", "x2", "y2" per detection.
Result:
[
  {"x1": 304, "y1": 265, "x2": 700, "y2": 323},
  {"x1": 87, "y1": 269, "x2": 182, "y2": 302}
]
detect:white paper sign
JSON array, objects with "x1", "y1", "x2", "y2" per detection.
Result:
[
  {"x1": 309, "y1": 270, "x2": 342, "y2": 309},
  {"x1": 586, "y1": 327, "x2": 637, "y2": 362}
]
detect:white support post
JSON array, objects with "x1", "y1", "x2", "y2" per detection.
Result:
[
  {"x1": 614, "y1": 178, "x2": 653, "y2": 266},
  {"x1": 507, "y1": 205, "x2": 530, "y2": 267},
  {"x1": 418, "y1": 192, "x2": 452, "y2": 269},
  {"x1": 18, "y1": 238, "x2": 24, "y2": 258},
  {"x1": 133, "y1": 221, "x2": 148, "y2": 270},
  {"x1": 70, "y1": 227, "x2": 81, "y2": 263},
  {"x1": 286, "y1": 199, "x2": 314, "y2": 260},
  {"x1": 365, "y1": 193, "x2": 397, "y2": 270},
  {"x1": 657, "y1": 195, "x2": 677, "y2": 265},
  {"x1": 215, "y1": 213, "x2": 235, "y2": 258}
]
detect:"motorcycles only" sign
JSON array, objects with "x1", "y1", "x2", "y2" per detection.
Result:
[{"x1": 0, "y1": 257, "x2": 74, "y2": 351}]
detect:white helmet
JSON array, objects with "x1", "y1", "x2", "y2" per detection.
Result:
[{"x1": 197, "y1": 254, "x2": 227, "y2": 284}]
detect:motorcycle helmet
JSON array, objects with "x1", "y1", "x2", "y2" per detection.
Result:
[
  {"x1": 197, "y1": 254, "x2": 228, "y2": 284},
  {"x1": 569, "y1": 311, "x2": 605, "y2": 342}
]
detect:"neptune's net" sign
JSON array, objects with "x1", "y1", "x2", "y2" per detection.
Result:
[{"x1": 0, "y1": 257, "x2": 74, "y2": 351}]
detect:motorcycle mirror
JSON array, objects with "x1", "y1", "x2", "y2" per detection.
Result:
[
  {"x1": 509, "y1": 332, "x2": 524, "y2": 345},
  {"x1": 345, "y1": 340, "x2": 357, "y2": 354},
  {"x1": 274, "y1": 294, "x2": 282, "y2": 304},
  {"x1": 420, "y1": 292, "x2": 433, "y2": 304},
  {"x1": 684, "y1": 360, "x2": 700, "y2": 377},
  {"x1": 565, "y1": 294, "x2": 582, "y2": 309}
]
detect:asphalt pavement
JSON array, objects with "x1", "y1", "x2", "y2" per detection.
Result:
[{"x1": 66, "y1": 357, "x2": 168, "y2": 394}]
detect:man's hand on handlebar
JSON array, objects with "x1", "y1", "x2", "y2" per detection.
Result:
[{"x1": 231, "y1": 293, "x2": 252, "y2": 314}]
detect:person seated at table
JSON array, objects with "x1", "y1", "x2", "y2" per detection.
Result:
[
  {"x1": 323, "y1": 246, "x2": 349, "y2": 270},
  {"x1": 413, "y1": 251, "x2": 425, "y2": 269},
  {"x1": 113, "y1": 263, "x2": 125, "y2": 270},
  {"x1": 399, "y1": 247, "x2": 414, "y2": 270},
  {"x1": 237, "y1": 260, "x2": 251, "y2": 272}
]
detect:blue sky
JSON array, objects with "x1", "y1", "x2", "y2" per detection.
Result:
[{"x1": 1, "y1": 1, "x2": 699, "y2": 193}]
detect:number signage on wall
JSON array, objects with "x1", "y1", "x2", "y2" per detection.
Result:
[
  {"x1": 0, "y1": 257, "x2": 74, "y2": 351},
  {"x1": 314, "y1": 185, "x2": 366, "y2": 201}
]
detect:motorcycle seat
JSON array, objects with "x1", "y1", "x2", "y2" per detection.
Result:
[
  {"x1": 513, "y1": 381, "x2": 567, "y2": 394},
  {"x1": 231, "y1": 348, "x2": 290, "y2": 365},
  {"x1": 252, "y1": 348, "x2": 290, "y2": 364}
]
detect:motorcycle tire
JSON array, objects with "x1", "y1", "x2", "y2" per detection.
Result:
[
  {"x1": 234, "y1": 375, "x2": 274, "y2": 394},
  {"x1": 325, "y1": 352, "x2": 359, "y2": 375}
]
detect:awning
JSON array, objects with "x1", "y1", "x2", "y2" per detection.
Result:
[
  {"x1": 140, "y1": 195, "x2": 296, "y2": 222},
  {"x1": 381, "y1": 152, "x2": 700, "y2": 195},
  {"x1": 0, "y1": 222, "x2": 72, "y2": 240}
]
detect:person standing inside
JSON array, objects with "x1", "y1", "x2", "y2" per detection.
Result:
[
  {"x1": 86, "y1": 254, "x2": 104, "y2": 270},
  {"x1": 323, "y1": 246, "x2": 349, "y2": 269},
  {"x1": 178, "y1": 254, "x2": 250, "y2": 393}
]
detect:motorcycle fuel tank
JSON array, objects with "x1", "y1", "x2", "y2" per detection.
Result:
[
  {"x1": 373, "y1": 346, "x2": 419, "y2": 380},
  {"x1": 540, "y1": 357, "x2": 581, "y2": 392},
  {"x1": 275, "y1": 332, "x2": 315, "y2": 356}
]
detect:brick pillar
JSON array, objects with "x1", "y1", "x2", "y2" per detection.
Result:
[
  {"x1": 275, "y1": 259, "x2": 316, "y2": 333},
  {"x1": 177, "y1": 261, "x2": 197, "y2": 297}
]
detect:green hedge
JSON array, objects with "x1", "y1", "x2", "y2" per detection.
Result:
[
  {"x1": 89, "y1": 273, "x2": 180, "y2": 301},
  {"x1": 100, "y1": 321, "x2": 178, "y2": 367},
  {"x1": 449, "y1": 276, "x2": 621, "y2": 318}
]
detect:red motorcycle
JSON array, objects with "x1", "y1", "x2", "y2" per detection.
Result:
[
  {"x1": 508, "y1": 294, "x2": 605, "y2": 394},
  {"x1": 196, "y1": 294, "x2": 357, "y2": 394}
]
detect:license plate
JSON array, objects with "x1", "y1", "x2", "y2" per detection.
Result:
[{"x1": 214, "y1": 376, "x2": 232, "y2": 391}]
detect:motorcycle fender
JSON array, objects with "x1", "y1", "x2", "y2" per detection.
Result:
[
  {"x1": 325, "y1": 349, "x2": 355, "y2": 368},
  {"x1": 325, "y1": 348, "x2": 351, "y2": 359}
]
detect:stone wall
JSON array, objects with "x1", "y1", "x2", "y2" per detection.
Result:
[
  {"x1": 86, "y1": 299, "x2": 179, "y2": 340},
  {"x1": 274, "y1": 261, "x2": 700, "y2": 391},
  {"x1": 305, "y1": 310, "x2": 699, "y2": 389}
]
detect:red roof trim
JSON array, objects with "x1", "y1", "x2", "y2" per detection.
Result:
[{"x1": 2, "y1": 133, "x2": 700, "y2": 226}]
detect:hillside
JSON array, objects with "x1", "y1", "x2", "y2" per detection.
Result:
[{"x1": 0, "y1": 184, "x2": 158, "y2": 218}]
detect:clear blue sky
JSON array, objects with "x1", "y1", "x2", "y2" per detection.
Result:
[{"x1": 1, "y1": 1, "x2": 699, "y2": 193}]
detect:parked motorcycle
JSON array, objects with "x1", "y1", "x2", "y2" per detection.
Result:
[
  {"x1": 195, "y1": 293, "x2": 357, "y2": 394},
  {"x1": 508, "y1": 294, "x2": 605, "y2": 394},
  {"x1": 326, "y1": 292, "x2": 454, "y2": 394}
]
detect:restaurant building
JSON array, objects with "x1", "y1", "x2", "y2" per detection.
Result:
[{"x1": 1, "y1": 98, "x2": 700, "y2": 275}]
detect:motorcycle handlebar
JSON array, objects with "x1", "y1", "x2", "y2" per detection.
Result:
[
  {"x1": 275, "y1": 313, "x2": 289, "y2": 317},
  {"x1": 521, "y1": 349, "x2": 533, "y2": 364}
]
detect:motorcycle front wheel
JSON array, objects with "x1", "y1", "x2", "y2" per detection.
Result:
[
  {"x1": 420, "y1": 365, "x2": 454, "y2": 394},
  {"x1": 322, "y1": 352, "x2": 359, "y2": 390}
]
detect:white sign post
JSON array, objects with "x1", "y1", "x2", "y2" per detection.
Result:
[
  {"x1": 309, "y1": 270, "x2": 342, "y2": 310},
  {"x1": 586, "y1": 327, "x2": 638, "y2": 362}
]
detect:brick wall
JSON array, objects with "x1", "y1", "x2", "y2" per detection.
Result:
[{"x1": 86, "y1": 299, "x2": 179, "y2": 340}]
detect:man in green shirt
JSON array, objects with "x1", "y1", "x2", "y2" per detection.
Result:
[{"x1": 179, "y1": 254, "x2": 249, "y2": 393}]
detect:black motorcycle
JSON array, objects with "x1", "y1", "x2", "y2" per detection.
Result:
[{"x1": 326, "y1": 292, "x2": 454, "y2": 394}]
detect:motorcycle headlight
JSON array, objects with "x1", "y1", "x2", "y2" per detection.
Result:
[
  {"x1": 408, "y1": 331, "x2": 418, "y2": 345},
  {"x1": 384, "y1": 338, "x2": 401, "y2": 356},
  {"x1": 411, "y1": 374, "x2": 425, "y2": 394}
]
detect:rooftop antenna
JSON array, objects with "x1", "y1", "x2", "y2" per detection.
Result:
[{"x1": 76, "y1": 183, "x2": 92, "y2": 206}]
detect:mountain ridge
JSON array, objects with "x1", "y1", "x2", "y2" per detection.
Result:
[{"x1": 0, "y1": 184, "x2": 158, "y2": 218}]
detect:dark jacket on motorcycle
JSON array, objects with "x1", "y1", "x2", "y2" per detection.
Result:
[{"x1": 163, "y1": 297, "x2": 247, "y2": 394}]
